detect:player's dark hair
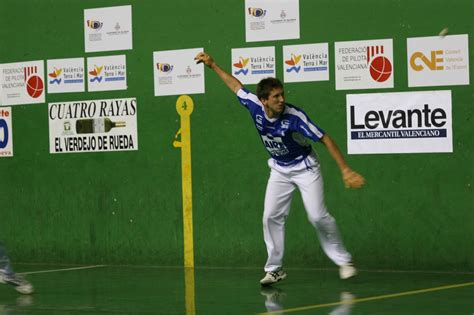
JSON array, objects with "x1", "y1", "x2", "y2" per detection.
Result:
[{"x1": 257, "y1": 77, "x2": 284, "y2": 101}]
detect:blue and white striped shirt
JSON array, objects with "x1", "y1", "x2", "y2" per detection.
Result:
[{"x1": 236, "y1": 88, "x2": 325, "y2": 166}]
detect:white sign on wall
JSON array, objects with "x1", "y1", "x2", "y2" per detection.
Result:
[
  {"x1": 48, "y1": 98, "x2": 138, "y2": 154},
  {"x1": 231, "y1": 46, "x2": 275, "y2": 85},
  {"x1": 153, "y1": 48, "x2": 205, "y2": 97},
  {"x1": 347, "y1": 90, "x2": 452, "y2": 154},
  {"x1": 87, "y1": 55, "x2": 127, "y2": 92},
  {"x1": 0, "y1": 107, "x2": 13, "y2": 157},
  {"x1": 47, "y1": 58, "x2": 85, "y2": 94},
  {"x1": 407, "y1": 34, "x2": 469, "y2": 87},
  {"x1": 84, "y1": 5, "x2": 133, "y2": 53},
  {"x1": 0, "y1": 60, "x2": 45, "y2": 105},
  {"x1": 335, "y1": 39, "x2": 394, "y2": 90},
  {"x1": 245, "y1": 0, "x2": 299, "y2": 42},
  {"x1": 283, "y1": 43, "x2": 329, "y2": 83}
]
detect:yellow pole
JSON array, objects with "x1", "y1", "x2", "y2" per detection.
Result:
[
  {"x1": 174, "y1": 95, "x2": 194, "y2": 268},
  {"x1": 184, "y1": 267, "x2": 196, "y2": 315},
  {"x1": 173, "y1": 95, "x2": 195, "y2": 315}
]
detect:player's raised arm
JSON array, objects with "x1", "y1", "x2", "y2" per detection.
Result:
[
  {"x1": 195, "y1": 52, "x2": 243, "y2": 94},
  {"x1": 320, "y1": 134, "x2": 365, "y2": 189}
]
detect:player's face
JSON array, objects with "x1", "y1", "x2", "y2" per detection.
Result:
[{"x1": 262, "y1": 88, "x2": 285, "y2": 117}]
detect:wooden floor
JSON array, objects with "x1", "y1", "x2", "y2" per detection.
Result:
[{"x1": 0, "y1": 264, "x2": 473, "y2": 314}]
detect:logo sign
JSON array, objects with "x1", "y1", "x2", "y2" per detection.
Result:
[
  {"x1": 48, "y1": 98, "x2": 138, "y2": 154},
  {"x1": 261, "y1": 134, "x2": 289, "y2": 156},
  {"x1": 47, "y1": 58, "x2": 85, "y2": 94},
  {"x1": 347, "y1": 90, "x2": 452, "y2": 154},
  {"x1": 153, "y1": 48, "x2": 205, "y2": 96},
  {"x1": 87, "y1": 55, "x2": 127, "y2": 92},
  {"x1": 283, "y1": 43, "x2": 329, "y2": 83},
  {"x1": 231, "y1": 46, "x2": 275, "y2": 84},
  {"x1": 335, "y1": 39, "x2": 394, "y2": 90},
  {"x1": 245, "y1": 0, "x2": 299, "y2": 42},
  {"x1": 0, "y1": 107, "x2": 13, "y2": 157},
  {"x1": 0, "y1": 60, "x2": 45, "y2": 105},
  {"x1": 84, "y1": 5, "x2": 133, "y2": 53},
  {"x1": 407, "y1": 34, "x2": 469, "y2": 87}
]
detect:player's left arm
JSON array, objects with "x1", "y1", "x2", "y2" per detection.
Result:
[{"x1": 320, "y1": 134, "x2": 365, "y2": 189}]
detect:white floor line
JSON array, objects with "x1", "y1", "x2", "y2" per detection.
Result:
[{"x1": 19, "y1": 265, "x2": 107, "y2": 275}]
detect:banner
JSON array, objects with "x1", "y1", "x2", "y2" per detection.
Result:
[
  {"x1": 335, "y1": 39, "x2": 394, "y2": 90},
  {"x1": 47, "y1": 58, "x2": 85, "y2": 94},
  {"x1": 48, "y1": 98, "x2": 138, "y2": 154},
  {"x1": 407, "y1": 34, "x2": 469, "y2": 87},
  {"x1": 87, "y1": 55, "x2": 127, "y2": 92},
  {"x1": 347, "y1": 91, "x2": 452, "y2": 154},
  {"x1": 283, "y1": 43, "x2": 329, "y2": 83},
  {"x1": 245, "y1": 0, "x2": 299, "y2": 42},
  {"x1": 231, "y1": 46, "x2": 275, "y2": 85},
  {"x1": 0, "y1": 107, "x2": 13, "y2": 157},
  {"x1": 84, "y1": 5, "x2": 133, "y2": 53},
  {"x1": 0, "y1": 60, "x2": 45, "y2": 105},
  {"x1": 153, "y1": 48, "x2": 205, "y2": 96}
]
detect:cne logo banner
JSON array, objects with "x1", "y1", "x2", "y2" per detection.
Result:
[
  {"x1": 346, "y1": 90, "x2": 452, "y2": 154},
  {"x1": 407, "y1": 34, "x2": 469, "y2": 87},
  {"x1": 0, "y1": 107, "x2": 13, "y2": 157}
]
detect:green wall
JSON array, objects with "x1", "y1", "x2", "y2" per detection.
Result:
[{"x1": 0, "y1": 0, "x2": 472, "y2": 271}]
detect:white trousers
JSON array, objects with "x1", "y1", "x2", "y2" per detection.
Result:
[{"x1": 263, "y1": 153, "x2": 352, "y2": 272}]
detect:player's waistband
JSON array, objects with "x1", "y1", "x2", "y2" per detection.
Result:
[{"x1": 275, "y1": 152, "x2": 311, "y2": 167}]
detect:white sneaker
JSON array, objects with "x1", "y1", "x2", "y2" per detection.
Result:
[
  {"x1": 0, "y1": 270, "x2": 34, "y2": 294},
  {"x1": 339, "y1": 263, "x2": 357, "y2": 279},
  {"x1": 0, "y1": 269, "x2": 7, "y2": 284},
  {"x1": 260, "y1": 270, "x2": 287, "y2": 286}
]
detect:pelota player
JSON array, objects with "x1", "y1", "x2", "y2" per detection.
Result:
[{"x1": 195, "y1": 52, "x2": 365, "y2": 286}]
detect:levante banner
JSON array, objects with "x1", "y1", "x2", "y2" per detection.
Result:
[{"x1": 346, "y1": 90, "x2": 452, "y2": 154}]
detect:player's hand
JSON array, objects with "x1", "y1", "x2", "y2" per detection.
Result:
[
  {"x1": 342, "y1": 168, "x2": 365, "y2": 189},
  {"x1": 194, "y1": 52, "x2": 214, "y2": 67}
]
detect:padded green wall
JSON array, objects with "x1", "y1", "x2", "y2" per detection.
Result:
[{"x1": 0, "y1": 0, "x2": 472, "y2": 271}]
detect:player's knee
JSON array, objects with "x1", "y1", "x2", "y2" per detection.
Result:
[
  {"x1": 262, "y1": 213, "x2": 274, "y2": 225},
  {"x1": 316, "y1": 213, "x2": 336, "y2": 228},
  {"x1": 307, "y1": 208, "x2": 330, "y2": 225},
  {"x1": 263, "y1": 211, "x2": 285, "y2": 226}
]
